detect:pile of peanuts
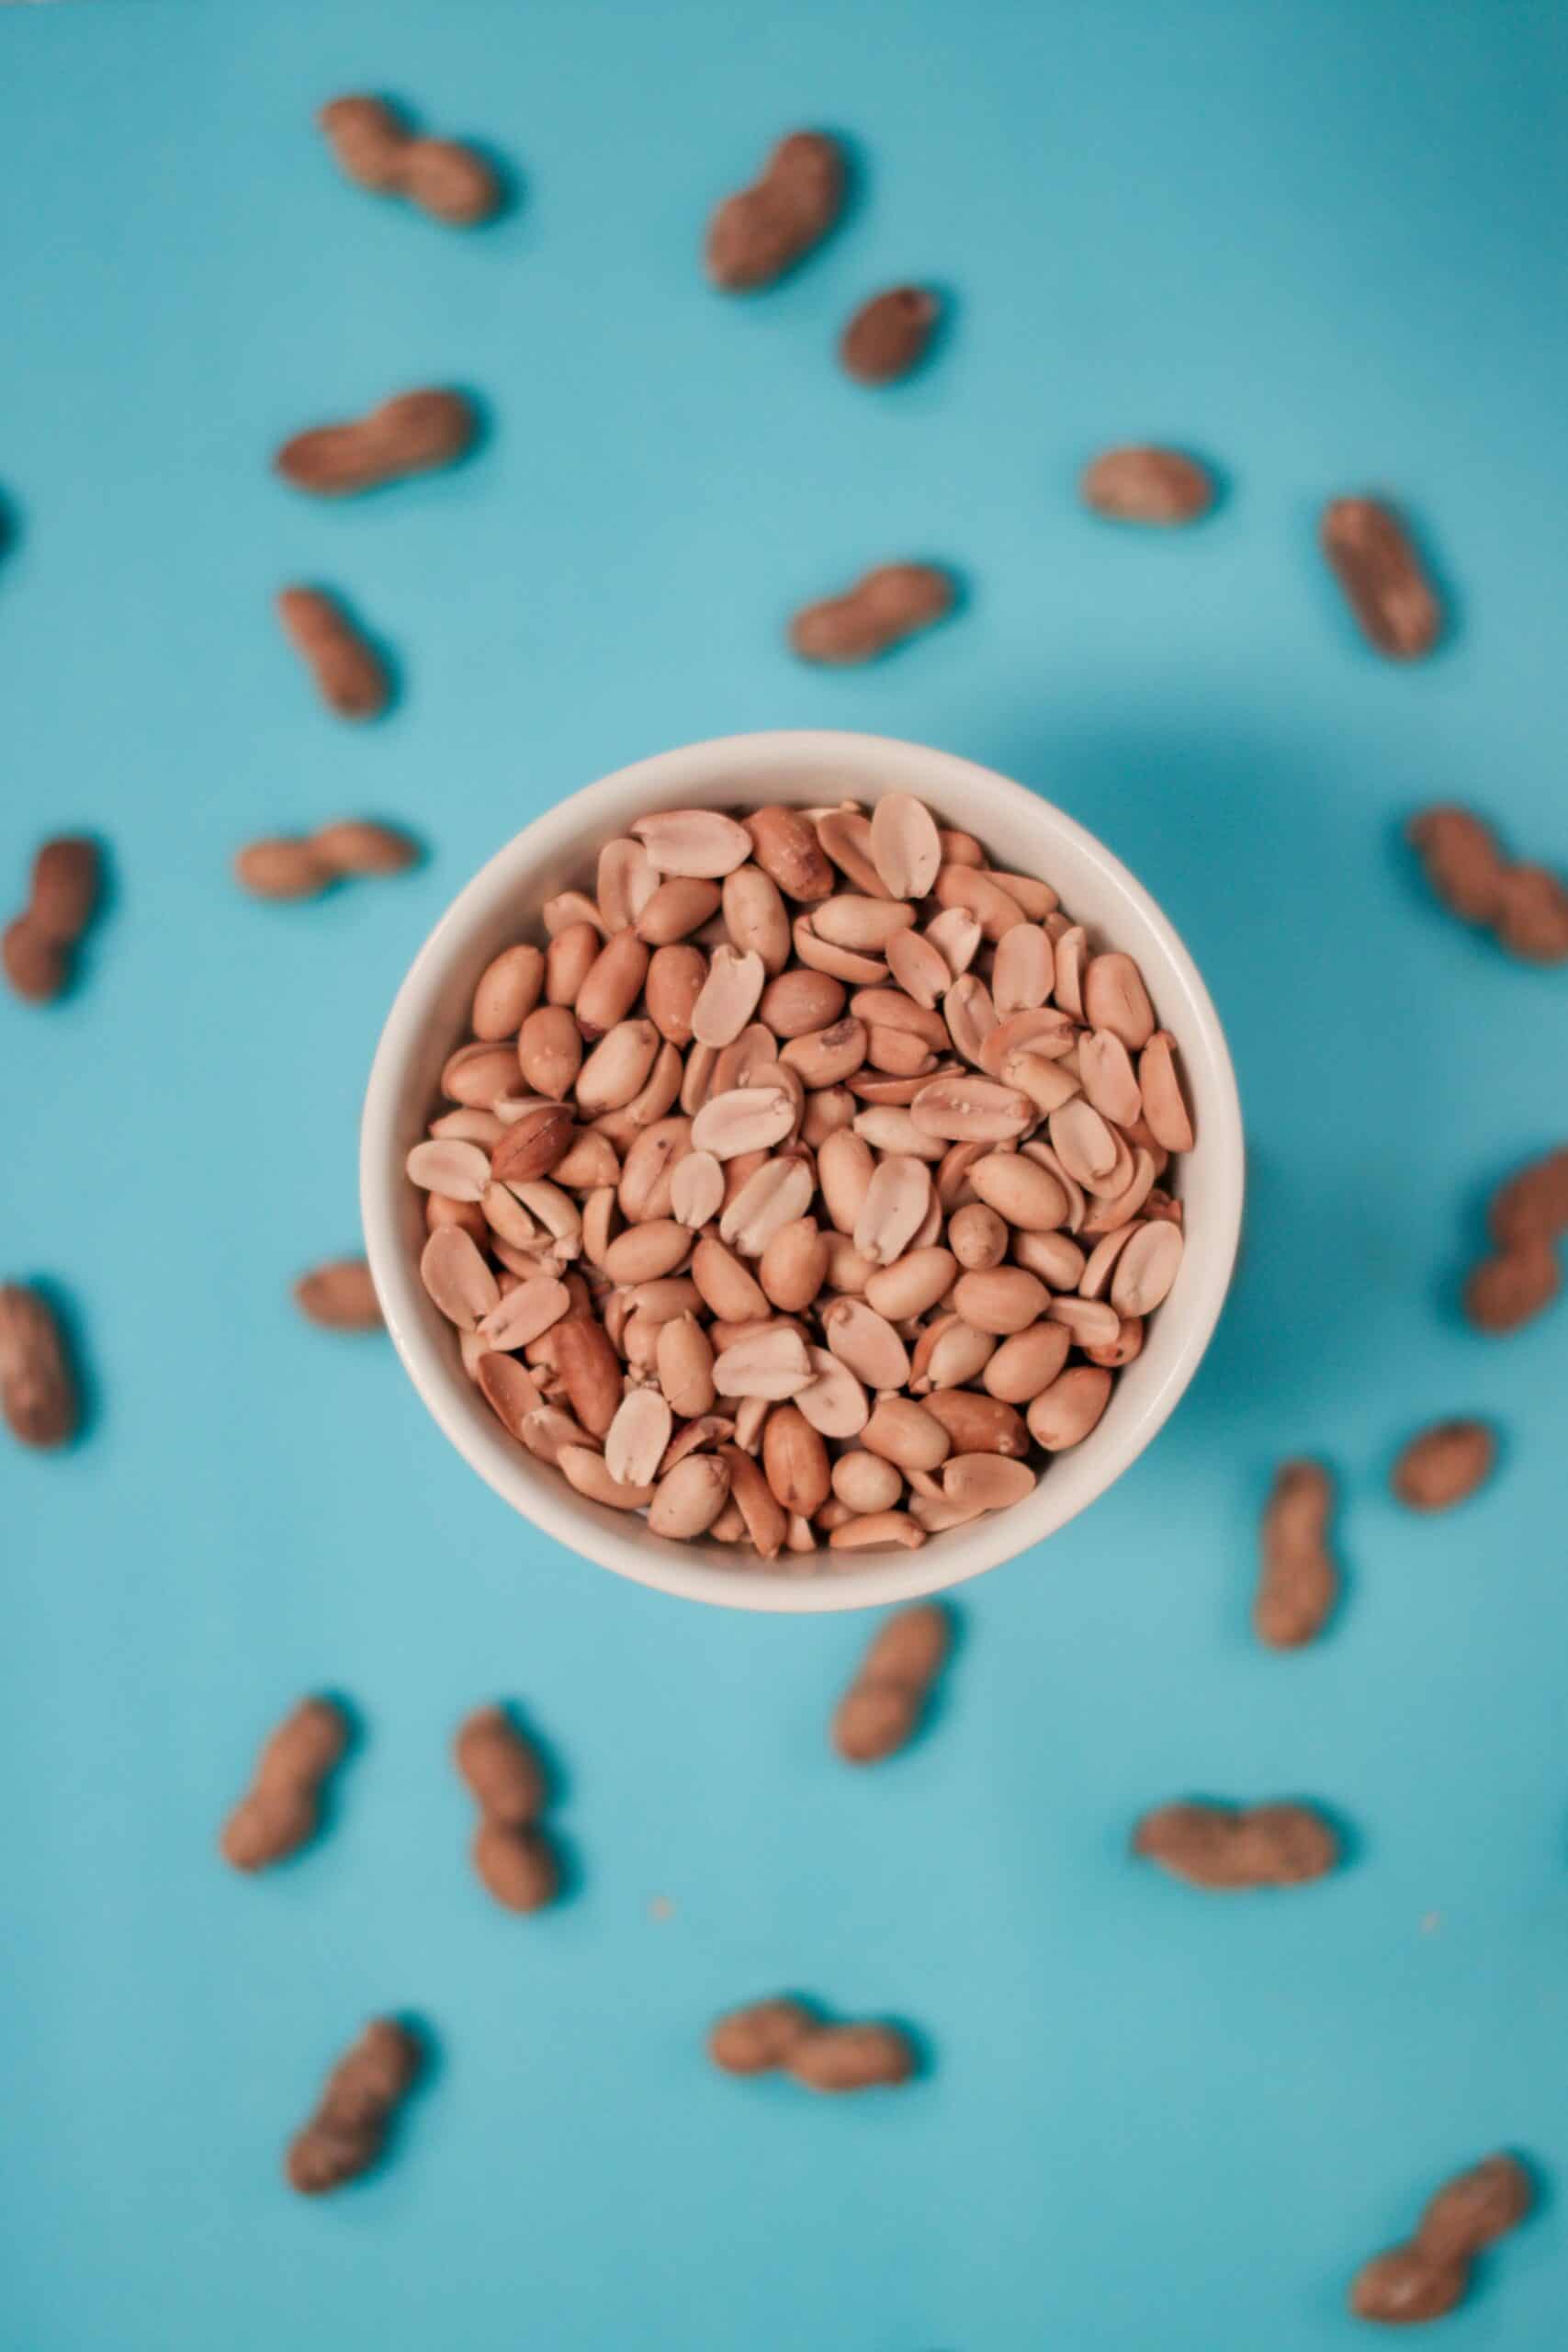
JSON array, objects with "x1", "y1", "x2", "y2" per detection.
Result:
[{"x1": 404, "y1": 793, "x2": 1192, "y2": 1562}]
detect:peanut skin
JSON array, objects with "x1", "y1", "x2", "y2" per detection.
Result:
[
  {"x1": 832, "y1": 1602, "x2": 951, "y2": 1763},
  {"x1": 286, "y1": 2018, "x2": 421, "y2": 2195},
  {"x1": 1133, "y1": 1800, "x2": 1339, "y2": 1890},
  {"x1": 220, "y1": 1697, "x2": 348, "y2": 1871},
  {"x1": 705, "y1": 130, "x2": 843, "y2": 290},
  {"x1": 275, "y1": 388, "x2": 476, "y2": 497}
]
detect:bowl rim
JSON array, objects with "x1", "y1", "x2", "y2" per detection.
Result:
[{"x1": 360, "y1": 729, "x2": 1244, "y2": 1614}]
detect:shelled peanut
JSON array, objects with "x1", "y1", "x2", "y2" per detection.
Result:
[
  {"x1": 403, "y1": 793, "x2": 1194, "y2": 1565},
  {"x1": 293, "y1": 1258, "x2": 383, "y2": 1330}
]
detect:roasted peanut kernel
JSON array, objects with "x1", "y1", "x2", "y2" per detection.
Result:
[
  {"x1": 471, "y1": 944, "x2": 545, "y2": 1040},
  {"x1": 1081, "y1": 446, "x2": 1215, "y2": 525},
  {"x1": 294, "y1": 1259, "x2": 382, "y2": 1331},
  {"x1": 408, "y1": 791, "x2": 1191, "y2": 1564},
  {"x1": 761, "y1": 1403, "x2": 830, "y2": 1514},
  {"x1": 1391, "y1": 1419, "x2": 1495, "y2": 1511},
  {"x1": 840, "y1": 287, "x2": 940, "y2": 385}
]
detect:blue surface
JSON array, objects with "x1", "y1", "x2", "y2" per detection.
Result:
[{"x1": 3, "y1": 2, "x2": 1566, "y2": 2345}]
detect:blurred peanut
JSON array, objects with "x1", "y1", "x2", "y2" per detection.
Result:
[
  {"x1": 1321, "y1": 496, "x2": 1440, "y2": 661},
  {"x1": 705, "y1": 130, "x2": 843, "y2": 289},
  {"x1": 3, "y1": 835, "x2": 101, "y2": 1005},
  {"x1": 276, "y1": 586, "x2": 389, "y2": 718},
  {"x1": 1349, "y1": 2154, "x2": 1531, "y2": 2326},
  {"x1": 454, "y1": 1704, "x2": 558, "y2": 1913},
  {"x1": 840, "y1": 286, "x2": 939, "y2": 384},
  {"x1": 0, "y1": 1282, "x2": 76, "y2": 1449},
  {"x1": 832, "y1": 1603, "x2": 951, "y2": 1763},
  {"x1": 709, "y1": 1998, "x2": 915, "y2": 2092},
  {"x1": 1133, "y1": 1800, "x2": 1339, "y2": 1890},
  {"x1": 318, "y1": 94, "x2": 502, "y2": 225},
  {"x1": 220, "y1": 1697, "x2": 348, "y2": 1871},
  {"x1": 235, "y1": 819, "x2": 418, "y2": 899},
  {"x1": 790, "y1": 564, "x2": 954, "y2": 664},
  {"x1": 275, "y1": 388, "x2": 476, "y2": 497},
  {"x1": 286, "y1": 2018, "x2": 421, "y2": 2195}
]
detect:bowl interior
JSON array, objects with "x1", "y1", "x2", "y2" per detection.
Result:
[{"x1": 361, "y1": 731, "x2": 1243, "y2": 1612}]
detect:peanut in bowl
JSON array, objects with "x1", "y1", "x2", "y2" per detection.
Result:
[{"x1": 360, "y1": 730, "x2": 1244, "y2": 1613}]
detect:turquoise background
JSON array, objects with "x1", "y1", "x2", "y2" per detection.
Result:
[{"x1": 3, "y1": 2, "x2": 1566, "y2": 2345}]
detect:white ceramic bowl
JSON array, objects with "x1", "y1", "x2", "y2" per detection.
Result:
[{"x1": 361, "y1": 730, "x2": 1243, "y2": 1613}]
